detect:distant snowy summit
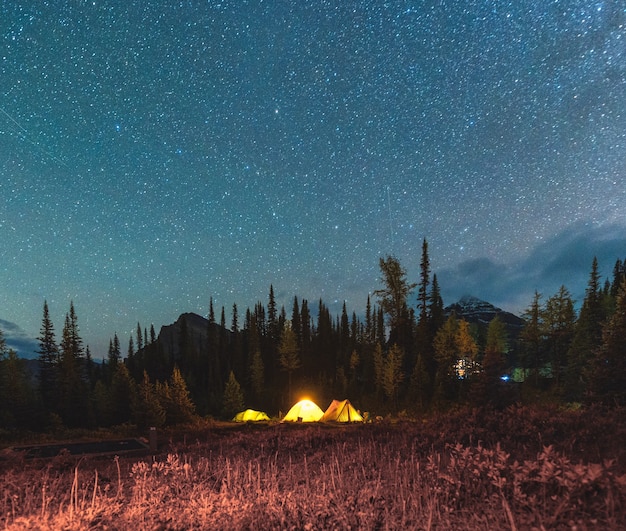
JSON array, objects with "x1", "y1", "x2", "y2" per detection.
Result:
[{"x1": 444, "y1": 295, "x2": 525, "y2": 335}]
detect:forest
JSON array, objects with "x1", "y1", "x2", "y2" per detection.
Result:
[{"x1": 1, "y1": 239, "x2": 626, "y2": 433}]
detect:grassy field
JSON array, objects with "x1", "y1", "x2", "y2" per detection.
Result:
[{"x1": 1, "y1": 405, "x2": 625, "y2": 530}]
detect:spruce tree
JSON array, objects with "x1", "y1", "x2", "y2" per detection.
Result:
[
  {"x1": 417, "y1": 238, "x2": 430, "y2": 325},
  {"x1": 382, "y1": 344, "x2": 404, "y2": 409},
  {"x1": 136, "y1": 322, "x2": 144, "y2": 351},
  {"x1": 279, "y1": 322, "x2": 301, "y2": 404},
  {"x1": 37, "y1": 300, "x2": 59, "y2": 411},
  {"x1": 249, "y1": 349, "x2": 265, "y2": 401},
  {"x1": 519, "y1": 291, "x2": 545, "y2": 386},
  {"x1": 109, "y1": 363, "x2": 136, "y2": 425},
  {"x1": 588, "y1": 280, "x2": 626, "y2": 406},
  {"x1": 222, "y1": 370, "x2": 245, "y2": 419},
  {"x1": 470, "y1": 316, "x2": 508, "y2": 408},
  {"x1": 543, "y1": 285, "x2": 576, "y2": 388},
  {"x1": 566, "y1": 258, "x2": 605, "y2": 401},
  {"x1": 161, "y1": 365, "x2": 196, "y2": 424},
  {"x1": 132, "y1": 371, "x2": 165, "y2": 429},
  {"x1": 374, "y1": 255, "x2": 416, "y2": 345},
  {"x1": 58, "y1": 302, "x2": 89, "y2": 427},
  {"x1": 433, "y1": 314, "x2": 460, "y2": 403}
]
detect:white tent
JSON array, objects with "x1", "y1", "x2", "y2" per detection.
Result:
[
  {"x1": 282, "y1": 399, "x2": 324, "y2": 422},
  {"x1": 321, "y1": 399, "x2": 363, "y2": 422}
]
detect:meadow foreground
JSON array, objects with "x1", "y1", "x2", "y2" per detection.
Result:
[{"x1": 1, "y1": 406, "x2": 625, "y2": 530}]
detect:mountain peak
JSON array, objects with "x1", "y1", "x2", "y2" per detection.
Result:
[{"x1": 444, "y1": 295, "x2": 524, "y2": 334}]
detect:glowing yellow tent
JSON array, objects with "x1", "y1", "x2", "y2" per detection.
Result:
[
  {"x1": 321, "y1": 399, "x2": 363, "y2": 422},
  {"x1": 233, "y1": 409, "x2": 270, "y2": 422},
  {"x1": 282, "y1": 399, "x2": 324, "y2": 422}
]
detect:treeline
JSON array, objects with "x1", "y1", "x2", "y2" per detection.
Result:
[{"x1": 1, "y1": 241, "x2": 626, "y2": 433}]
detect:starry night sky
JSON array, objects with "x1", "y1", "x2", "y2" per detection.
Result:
[{"x1": 2, "y1": 1, "x2": 626, "y2": 358}]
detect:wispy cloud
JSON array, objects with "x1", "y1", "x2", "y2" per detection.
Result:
[
  {"x1": 0, "y1": 319, "x2": 39, "y2": 359},
  {"x1": 438, "y1": 222, "x2": 626, "y2": 315}
]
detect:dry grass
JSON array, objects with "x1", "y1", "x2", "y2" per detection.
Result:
[{"x1": 1, "y1": 411, "x2": 625, "y2": 530}]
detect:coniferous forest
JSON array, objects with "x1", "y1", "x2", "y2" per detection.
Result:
[{"x1": 1, "y1": 240, "x2": 626, "y2": 433}]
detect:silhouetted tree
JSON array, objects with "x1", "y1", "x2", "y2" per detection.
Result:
[
  {"x1": 159, "y1": 365, "x2": 196, "y2": 425},
  {"x1": 132, "y1": 371, "x2": 165, "y2": 429},
  {"x1": 519, "y1": 291, "x2": 545, "y2": 386},
  {"x1": 222, "y1": 370, "x2": 244, "y2": 419},
  {"x1": 279, "y1": 322, "x2": 301, "y2": 404},
  {"x1": 543, "y1": 285, "x2": 576, "y2": 388},
  {"x1": 382, "y1": 344, "x2": 404, "y2": 409},
  {"x1": 58, "y1": 302, "x2": 89, "y2": 427},
  {"x1": 37, "y1": 300, "x2": 59, "y2": 412},
  {"x1": 374, "y1": 255, "x2": 416, "y2": 348},
  {"x1": 566, "y1": 257, "x2": 606, "y2": 401},
  {"x1": 588, "y1": 280, "x2": 626, "y2": 406}
]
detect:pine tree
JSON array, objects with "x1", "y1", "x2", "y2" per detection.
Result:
[
  {"x1": 37, "y1": 300, "x2": 59, "y2": 411},
  {"x1": 279, "y1": 322, "x2": 301, "y2": 403},
  {"x1": 222, "y1": 370, "x2": 244, "y2": 419},
  {"x1": 0, "y1": 348, "x2": 37, "y2": 429},
  {"x1": 109, "y1": 333, "x2": 121, "y2": 368},
  {"x1": 543, "y1": 285, "x2": 576, "y2": 387},
  {"x1": 249, "y1": 348, "x2": 265, "y2": 401},
  {"x1": 519, "y1": 291, "x2": 545, "y2": 386},
  {"x1": 566, "y1": 258, "x2": 606, "y2": 401},
  {"x1": 109, "y1": 363, "x2": 136, "y2": 426},
  {"x1": 373, "y1": 342, "x2": 384, "y2": 399},
  {"x1": 161, "y1": 366, "x2": 196, "y2": 425},
  {"x1": 206, "y1": 297, "x2": 222, "y2": 413},
  {"x1": 374, "y1": 255, "x2": 416, "y2": 343},
  {"x1": 434, "y1": 314, "x2": 460, "y2": 403},
  {"x1": 588, "y1": 280, "x2": 626, "y2": 406},
  {"x1": 470, "y1": 316, "x2": 508, "y2": 407},
  {"x1": 136, "y1": 322, "x2": 144, "y2": 351},
  {"x1": 428, "y1": 274, "x2": 445, "y2": 335},
  {"x1": 58, "y1": 302, "x2": 89, "y2": 427},
  {"x1": 409, "y1": 352, "x2": 431, "y2": 412},
  {"x1": 132, "y1": 371, "x2": 165, "y2": 429},
  {"x1": 417, "y1": 238, "x2": 430, "y2": 325},
  {"x1": 382, "y1": 344, "x2": 404, "y2": 409}
]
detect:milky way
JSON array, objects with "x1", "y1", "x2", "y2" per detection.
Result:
[{"x1": 1, "y1": 1, "x2": 625, "y2": 357}]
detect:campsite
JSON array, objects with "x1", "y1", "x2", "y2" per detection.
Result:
[{"x1": 1, "y1": 403, "x2": 625, "y2": 530}]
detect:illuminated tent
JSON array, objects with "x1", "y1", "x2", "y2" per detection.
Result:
[
  {"x1": 282, "y1": 399, "x2": 324, "y2": 422},
  {"x1": 232, "y1": 409, "x2": 270, "y2": 422},
  {"x1": 321, "y1": 399, "x2": 363, "y2": 423}
]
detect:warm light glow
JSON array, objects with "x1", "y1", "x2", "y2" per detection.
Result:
[{"x1": 282, "y1": 399, "x2": 324, "y2": 422}]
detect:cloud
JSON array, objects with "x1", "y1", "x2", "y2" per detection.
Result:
[
  {"x1": 438, "y1": 222, "x2": 626, "y2": 315},
  {"x1": 0, "y1": 319, "x2": 39, "y2": 359}
]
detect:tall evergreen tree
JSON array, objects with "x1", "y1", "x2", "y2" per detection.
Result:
[
  {"x1": 249, "y1": 348, "x2": 265, "y2": 402},
  {"x1": 566, "y1": 257, "x2": 605, "y2": 401},
  {"x1": 374, "y1": 255, "x2": 416, "y2": 346},
  {"x1": 37, "y1": 300, "x2": 59, "y2": 411},
  {"x1": 160, "y1": 365, "x2": 196, "y2": 425},
  {"x1": 588, "y1": 279, "x2": 626, "y2": 406},
  {"x1": 428, "y1": 274, "x2": 445, "y2": 335},
  {"x1": 222, "y1": 370, "x2": 245, "y2": 419},
  {"x1": 519, "y1": 291, "x2": 545, "y2": 386},
  {"x1": 0, "y1": 348, "x2": 37, "y2": 429},
  {"x1": 543, "y1": 285, "x2": 576, "y2": 387},
  {"x1": 382, "y1": 344, "x2": 404, "y2": 409},
  {"x1": 109, "y1": 363, "x2": 136, "y2": 426},
  {"x1": 136, "y1": 322, "x2": 144, "y2": 352},
  {"x1": 433, "y1": 314, "x2": 460, "y2": 403},
  {"x1": 206, "y1": 297, "x2": 222, "y2": 414},
  {"x1": 470, "y1": 316, "x2": 508, "y2": 408},
  {"x1": 132, "y1": 371, "x2": 165, "y2": 429},
  {"x1": 279, "y1": 322, "x2": 301, "y2": 404},
  {"x1": 58, "y1": 302, "x2": 88, "y2": 427},
  {"x1": 417, "y1": 238, "x2": 431, "y2": 324}
]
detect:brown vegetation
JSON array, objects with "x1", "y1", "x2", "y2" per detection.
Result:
[{"x1": 1, "y1": 406, "x2": 625, "y2": 530}]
